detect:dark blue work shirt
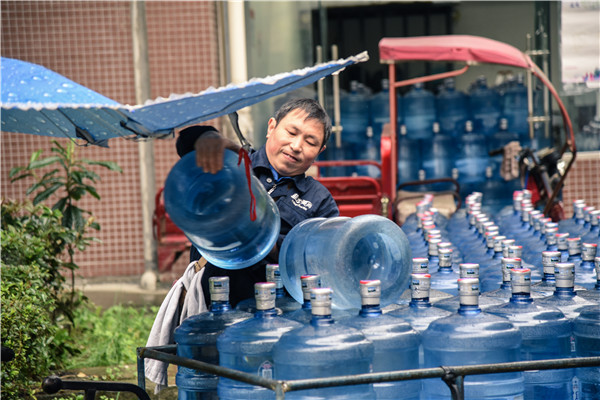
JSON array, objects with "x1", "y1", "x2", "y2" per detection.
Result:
[{"x1": 175, "y1": 126, "x2": 339, "y2": 307}]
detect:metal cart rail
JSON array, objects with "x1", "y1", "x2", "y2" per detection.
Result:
[{"x1": 132, "y1": 345, "x2": 599, "y2": 400}]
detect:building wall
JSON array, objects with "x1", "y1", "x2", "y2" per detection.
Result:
[{"x1": 1, "y1": 1, "x2": 221, "y2": 281}]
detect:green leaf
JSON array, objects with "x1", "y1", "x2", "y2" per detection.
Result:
[
  {"x1": 32, "y1": 183, "x2": 62, "y2": 205},
  {"x1": 83, "y1": 185, "x2": 100, "y2": 200},
  {"x1": 9, "y1": 171, "x2": 33, "y2": 182},
  {"x1": 29, "y1": 149, "x2": 43, "y2": 164},
  {"x1": 29, "y1": 156, "x2": 62, "y2": 170},
  {"x1": 52, "y1": 198, "x2": 68, "y2": 214},
  {"x1": 8, "y1": 166, "x2": 26, "y2": 178},
  {"x1": 82, "y1": 159, "x2": 123, "y2": 173}
]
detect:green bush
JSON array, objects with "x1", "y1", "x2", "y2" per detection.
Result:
[
  {"x1": 1, "y1": 264, "x2": 60, "y2": 399},
  {"x1": 2, "y1": 140, "x2": 122, "y2": 398}
]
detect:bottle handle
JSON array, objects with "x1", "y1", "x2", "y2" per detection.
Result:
[{"x1": 238, "y1": 148, "x2": 257, "y2": 221}]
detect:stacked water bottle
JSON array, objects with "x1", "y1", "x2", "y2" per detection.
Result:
[
  {"x1": 327, "y1": 75, "x2": 551, "y2": 211},
  {"x1": 173, "y1": 193, "x2": 598, "y2": 400}
]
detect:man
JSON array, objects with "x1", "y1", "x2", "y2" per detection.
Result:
[{"x1": 176, "y1": 98, "x2": 339, "y2": 306}]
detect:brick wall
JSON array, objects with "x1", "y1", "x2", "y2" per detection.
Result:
[{"x1": 1, "y1": 1, "x2": 220, "y2": 281}]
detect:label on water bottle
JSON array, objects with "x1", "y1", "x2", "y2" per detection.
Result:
[{"x1": 258, "y1": 360, "x2": 274, "y2": 379}]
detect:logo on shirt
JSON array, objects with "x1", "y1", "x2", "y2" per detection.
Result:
[{"x1": 291, "y1": 193, "x2": 313, "y2": 211}]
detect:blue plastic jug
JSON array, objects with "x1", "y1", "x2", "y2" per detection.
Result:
[
  {"x1": 279, "y1": 215, "x2": 412, "y2": 310},
  {"x1": 486, "y1": 268, "x2": 574, "y2": 400},
  {"x1": 573, "y1": 305, "x2": 600, "y2": 400},
  {"x1": 340, "y1": 280, "x2": 421, "y2": 400},
  {"x1": 273, "y1": 288, "x2": 376, "y2": 399},
  {"x1": 174, "y1": 277, "x2": 252, "y2": 399},
  {"x1": 340, "y1": 80, "x2": 370, "y2": 145},
  {"x1": 216, "y1": 282, "x2": 302, "y2": 400},
  {"x1": 469, "y1": 76, "x2": 501, "y2": 136},
  {"x1": 436, "y1": 77, "x2": 469, "y2": 137},
  {"x1": 397, "y1": 124, "x2": 422, "y2": 183},
  {"x1": 164, "y1": 150, "x2": 280, "y2": 269},
  {"x1": 422, "y1": 278, "x2": 524, "y2": 400},
  {"x1": 403, "y1": 82, "x2": 437, "y2": 140},
  {"x1": 502, "y1": 74, "x2": 529, "y2": 137}
]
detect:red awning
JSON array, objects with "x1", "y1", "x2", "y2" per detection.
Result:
[{"x1": 379, "y1": 35, "x2": 532, "y2": 69}]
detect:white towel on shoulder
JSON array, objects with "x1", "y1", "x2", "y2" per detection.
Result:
[
  {"x1": 144, "y1": 261, "x2": 198, "y2": 391},
  {"x1": 180, "y1": 267, "x2": 208, "y2": 323}
]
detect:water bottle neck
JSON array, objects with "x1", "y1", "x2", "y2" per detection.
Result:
[
  {"x1": 509, "y1": 293, "x2": 533, "y2": 304},
  {"x1": 275, "y1": 287, "x2": 285, "y2": 298},
  {"x1": 580, "y1": 260, "x2": 595, "y2": 270},
  {"x1": 493, "y1": 250, "x2": 503, "y2": 259},
  {"x1": 547, "y1": 244, "x2": 558, "y2": 251},
  {"x1": 359, "y1": 304, "x2": 382, "y2": 317},
  {"x1": 458, "y1": 304, "x2": 482, "y2": 315},
  {"x1": 210, "y1": 301, "x2": 232, "y2": 313},
  {"x1": 254, "y1": 308, "x2": 278, "y2": 318},
  {"x1": 311, "y1": 315, "x2": 334, "y2": 326},
  {"x1": 302, "y1": 300, "x2": 312, "y2": 310},
  {"x1": 542, "y1": 273, "x2": 556, "y2": 283},
  {"x1": 410, "y1": 298, "x2": 432, "y2": 308},
  {"x1": 568, "y1": 254, "x2": 582, "y2": 262},
  {"x1": 553, "y1": 287, "x2": 576, "y2": 298},
  {"x1": 500, "y1": 281, "x2": 512, "y2": 290}
]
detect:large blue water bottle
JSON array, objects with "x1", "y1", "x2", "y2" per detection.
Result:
[
  {"x1": 174, "y1": 277, "x2": 252, "y2": 399},
  {"x1": 573, "y1": 305, "x2": 600, "y2": 400},
  {"x1": 370, "y1": 78, "x2": 403, "y2": 138},
  {"x1": 422, "y1": 278, "x2": 524, "y2": 400},
  {"x1": 164, "y1": 150, "x2": 280, "y2": 269},
  {"x1": 578, "y1": 257, "x2": 600, "y2": 302},
  {"x1": 436, "y1": 77, "x2": 469, "y2": 137},
  {"x1": 502, "y1": 74, "x2": 529, "y2": 137},
  {"x1": 403, "y1": 82, "x2": 437, "y2": 140},
  {"x1": 576, "y1": 242, "x2": 598, "y2": 289},
  {"x1": 469, "y1": 76, "x2": 501, "y2": 136},
  {"x1": 340, "y1": 80, "x2": 370, "y2": 145},
  {"x1": 354, "y1": 126, "x2": 381, "y2": 178},
  {"x1": 217, "y1": 282, "x2": 302, "y2": 400},
  {"x1": 273, "y1": 287, "x2": 376, "y2": 399},
  {"x1": 486, "y1": 268, "x2": 574, "y2": 400},
  {"x1": 455, "y1": 120, "x2": 489, "y2": 193},
  {"x1": 279, "y1": 215, "x2": 412, "y2": 310},
  {"x1": 341, "y1": 280, "x2": 421, "y2": 400},
  {"x1": 421, "y1": 122, "x2": 456, "y2": 181},
  {"x1": 397, "y1": 124, "x2": 422, "y2": 183}
]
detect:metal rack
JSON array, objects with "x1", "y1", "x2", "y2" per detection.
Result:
[{"x1": 136, "y1": 345, "x2": 600, "y2": 400}]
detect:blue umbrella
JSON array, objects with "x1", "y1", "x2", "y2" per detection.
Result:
[{"x1": 1, "y1": 52, "x2": 368, "y2": 147}]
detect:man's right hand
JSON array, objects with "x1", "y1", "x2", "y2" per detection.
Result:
[{"x1": 194, "y1": 131, "x2": 240, "y2": 174}]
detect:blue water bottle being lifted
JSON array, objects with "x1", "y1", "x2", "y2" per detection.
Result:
[{"x1": 164, "y1": 150, "x2": 280, "y2": 270}]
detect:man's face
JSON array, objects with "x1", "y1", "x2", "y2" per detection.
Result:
[{"x1": 265, "y1": 109, "x2": 326, "y2": 176}]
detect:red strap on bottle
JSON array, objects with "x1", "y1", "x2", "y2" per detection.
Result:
[{"x1": 238, "y1": 148, "x2": 257, "y2": 221}]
